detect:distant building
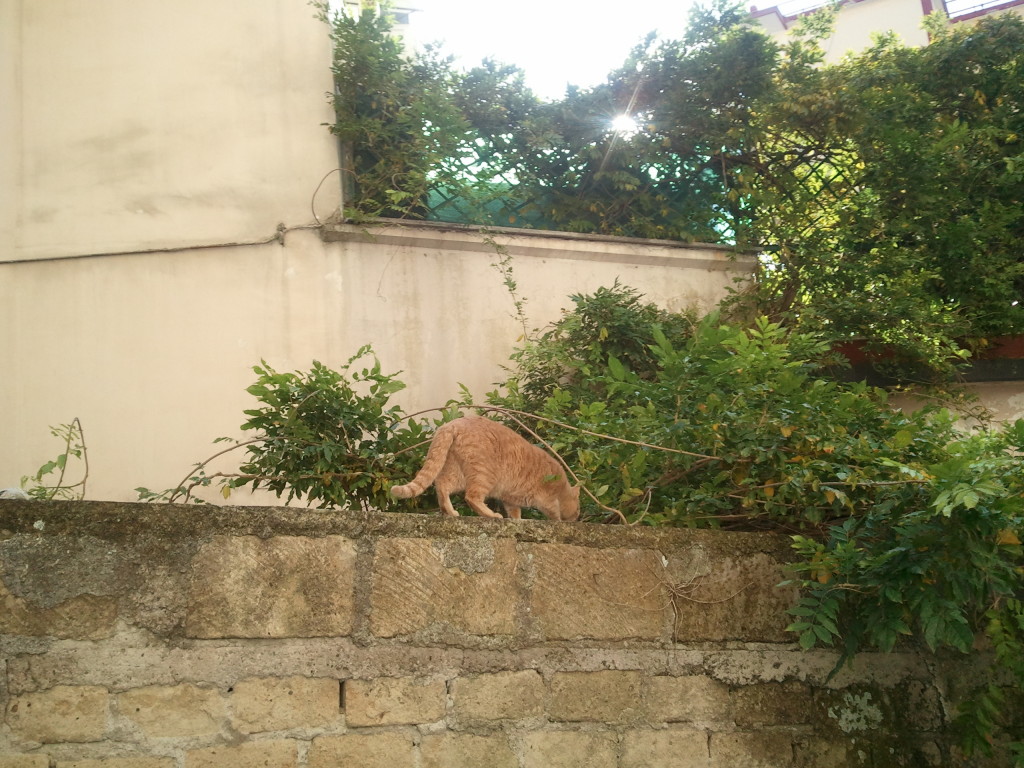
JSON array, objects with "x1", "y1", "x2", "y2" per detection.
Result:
[
  {"x1": 339, "y1": 1, "x2": 422, "y2": 48},
  {"x1": 750, "y1": 0, "x2": 1024, "y2": 60}
]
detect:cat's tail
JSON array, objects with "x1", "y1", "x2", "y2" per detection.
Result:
[{"x1": 390, "y1": 424, "x2": 455, "y2": 499}]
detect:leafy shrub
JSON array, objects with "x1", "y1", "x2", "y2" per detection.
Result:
[
  {"x1": 138, "y1": 348, "x2": 450, "y2": 510},
  {"x1": 490, "y1": 283, "x2": 1022, "y2": 759},
  {"x1": 490, "y1": 285, "x2": 954, "y2": 530}
]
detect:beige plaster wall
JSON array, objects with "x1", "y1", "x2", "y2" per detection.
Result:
[
  {"x1": 0, "y1": 224, "x2": 752, "y2": 503},
  {"x1": 1, "y1": 0, "x2": 340, "y2": 262},
  {"x1": 753, "y1": 0, "x2": 1024, "y2": 61},
  {"x1": 753, "y1": 0, "x2": 932, "y2": 60},
  {"x1": 821, "y1": 0, "x2": 931, "y2": 58},
  {"x1": 968, "y1": 380, "x2": 1024, "y2": 422}
]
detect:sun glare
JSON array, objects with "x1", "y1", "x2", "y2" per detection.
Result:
[{"x1": 611, "y1": 114, "x2": 639, "y2": 134}]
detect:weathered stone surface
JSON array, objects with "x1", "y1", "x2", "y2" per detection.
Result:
[
  {"x1": 670, "y1": 552, "x2": 797, "y2": 642},
  {"x1": 793, "y1": 737, "x2": 856, "y2": 768},
  {"x1": 57, "y1": 759, "x2": 174, "y2": 768},
  {"x1": 0, "y1": 580, "x2": 116, "y2": 640},
  {"x1": 0, "y1": 535, "x2": 126, "y2": 607},
  {"x1": 307, "y1": 732, "x2": 417, "y2": 768},
  {"x1": 421, "y1": 732, "x2": 518, "y2": 768},
  {"x1": 621, "y1": 729, "x2": 710, "y2": 768},
  {"x1": 230, "y1": 676, "x2": 340, "y2": 733},
  {"x1": 186, "y1": 535, "x2": 355, "y2": 639},
  {"x1": 0, "y1": 756, "x2": 51, "y2": 768},
  {"x1": 710, "y1": 731, "x2": 794, "y2": 768},
  {"x1": 894, "y1": 679, "x2": 944, "y2": 732},
  {"x1": 117, "y1": 684, "x2": 224, "y2": 738},
  {"x1": 549, "y1": 670, "x2": 645, "y2": 723},
  {"x1": 344, "y1": 676, "x2": 446, "y2": 726},
  {"x1": 451, "y1": 669, "x2": 544, "y2": 723},
  {"x1": 0, "y1": 501, "x2": 982, "y2": 765},
  {"x1": 184, "y1": 739, "x2": 298, "y2": 768},
  {"x1": 528, "y1": 543, "x2": 665, "y2": 640},
  {"x1": 369, "y1": 538, "x2": 518, "y2": 637},
  {"x1": 520, "y1": 731, "x2": 618, "y2": 768},
  {"x1": 733, "y1": 681, "x2": 817, "y2": 728},
  {"x1": 645, "y1": 675, "x2": 732, "y2": 723},
  {"x1": 6, "y1": 685, "x2": 108, "y2": 743}
]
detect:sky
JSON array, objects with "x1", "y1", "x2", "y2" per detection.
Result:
[{"x1": 407, "y1": 0, "x2": 701, "y2": 101}]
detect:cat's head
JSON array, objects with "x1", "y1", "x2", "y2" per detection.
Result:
[{"x1": 559, "y1": 483, "x2": 581, "y2": 522}]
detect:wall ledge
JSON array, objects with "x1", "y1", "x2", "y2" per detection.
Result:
[
  {"x1": 0, "y1": 499, "x2": 788, "y2": 555},
  {"x1": 322, "y1": 220, "x2": 759, "y2": 272}
]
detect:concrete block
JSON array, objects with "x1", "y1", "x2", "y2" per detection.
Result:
[
  {"x1": 520, "y1": 731, "x2": 618, "y2": 768},
  {"x1": 621, "y1": 729, "x2": 710, "y2": 768},
  {"x1": 451, "y1": 669, "x2": 544, "y2": 723},
  {"x1": 344, "y1": 676, "x2": 446, "y2": 726},
  {"x1": 369, "y1": 538, "x2": 518, "y2": 637},
  {"x1": 185, "y1": 739, "x2": 298, "y2": 768},
  {"x1": 0, "y1": 580, "x2": 116, "y2": 640},
  {"x1": 117, "y1": 684, "x2": 225, "y2": 739},
  {"x1": 793, "y1": 737, "x2": 856, "y2": 768},
  {"x1": 421, "y1": 732, "x2": 518, "y2": 768},
  {"x1": 670, "y1": 553, "x2": 797, "y2": 642},
  {"x1": 732, "y1": 681, "x2": 817, "y2": 728},
  {"x1": 6, "y1": 685, "x2": 107, "y2": 743},
  {"x1": 57, "y1": 759, "x2": 174, "y2": 768},
  {"x1": 527, "y1": 543, "x2": 665, "y2": 641},
  {"x1": 186, "y1": 536, "x2": 355, "y2": 638},
  {"x1": 645, "y1": 675, "x2": 732, "y2": 723},
  {"x1": 710, "y1": 731, "x2": 794, "y2": 768},
  {"x1": 308, "y1": 732, "x2": 417, "y2": 768},
  {"x1": 548, "y1": 670, "x2": 644, "y2": 723},
  {"x1": 230, "y1": 676, "x2": 341, "y2": 733},
  {"x1": 0, "y1": 757, "x2": 51, "y2": 768}
]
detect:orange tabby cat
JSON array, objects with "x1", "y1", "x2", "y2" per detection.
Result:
[{"x1": 390, "y1": 416, "x2": 580, "y2": 521}]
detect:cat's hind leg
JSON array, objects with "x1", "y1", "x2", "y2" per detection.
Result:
[
  {"x1": 463, "y1": 486, "x2": 503, "y2": 519},
  {"x1": 504, "y1": 505, "x2": 522, "y2": 520},
  {"x1": 434, "y1": 487, "x2": 461, "y2": 517}
]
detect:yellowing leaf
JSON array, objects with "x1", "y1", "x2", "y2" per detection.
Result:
[
  {"x1": 221, "y1": 485, "x2": 231, "y2": 499},
  {"x1": 764, "y1": 486, "x2": 775, "y2": 498},
  {"x1": 780, "y1": 425, "x2": 795, "y2": 438},
  {"x1": 810, "y1": 552, "x2": 834, "y2": 584},
  {"x1": 996, "y1": 529, "x2": 1021, "y2": 546},
  {"x1": 824, "y1": 490, "x2": 836, "y2": 504}
]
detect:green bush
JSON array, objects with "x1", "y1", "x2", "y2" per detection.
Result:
[
  {"x1": 489, "y1": 284, "x2": 1022, "y2": 760},
  {"x1": 138, "y1": 347, "x2": 450, "y2": 510}
]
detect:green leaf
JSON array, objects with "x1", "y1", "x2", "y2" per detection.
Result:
[{"x1": 607, "y1": 355, "x2": 626, "y2": 381}]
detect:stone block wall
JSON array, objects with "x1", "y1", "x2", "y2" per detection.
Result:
[{"x1": 0, "y1": 501, "x2": 957, "y2": 766}]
